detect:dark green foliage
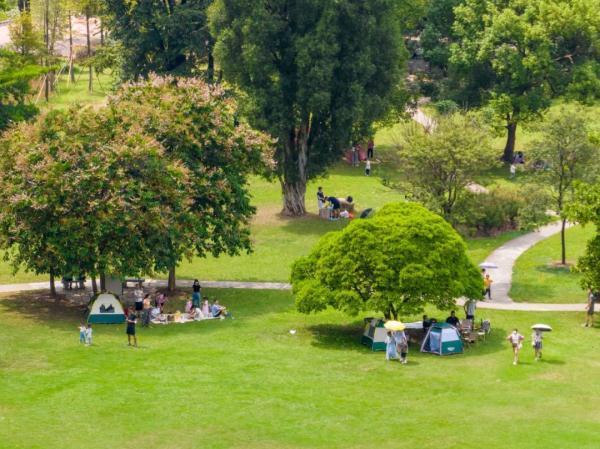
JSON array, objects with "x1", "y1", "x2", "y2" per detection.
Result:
[
  {"x1": 291, "y1": 202, "x2": 482, "y2": 319},
  {"x1": 210, "y1": 0, "x2": 408, "y2": 215},
  {"x1": 105, "y1": 0, "x2": 214, "y2": 79},
  {"x1": 0, "y1": 50, "x2": 45, "y2": 130}
]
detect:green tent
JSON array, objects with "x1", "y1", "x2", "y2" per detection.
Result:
[
  {"x1": 87, "y1": 293, "x2": 126, "y2": 324},
  {"x1": 420, "y1": 322, "x2": 463, "y2": 356},
  {"x1": 361, "y1": 318, "x2": 387, "y2": 351}
]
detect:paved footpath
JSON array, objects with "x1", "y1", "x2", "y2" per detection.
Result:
[
  {"x1": 0, "y1": 221, "x2": 585, "y2": 313},
  {"x1": 483, "y1": 221, "x2": 570, "y2": 303}
]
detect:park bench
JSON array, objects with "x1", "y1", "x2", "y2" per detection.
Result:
[{"x1": 122, "y1": 278, "x2": 145, "y2": 288}]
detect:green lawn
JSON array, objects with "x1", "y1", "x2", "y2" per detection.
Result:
[
  {"x1": 1, "y1": 288, "x2": 598, "y2": 449},
  {"x1": 510, "y1": 225, "x2": 596, "y2": 303},
  {"x1": 44, "y1": 66, "x2": 115, "y2": 110}
]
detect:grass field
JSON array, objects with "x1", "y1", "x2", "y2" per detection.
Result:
[
  {"x1": 510, "y1": 225, "x2": 596, "y2": 303},
  {"x1": 1, "y1": 288, "x2": 599, "y2": 449},
  {"x1": 44, "y1": 67, "x2": 115, "y2": 109}
]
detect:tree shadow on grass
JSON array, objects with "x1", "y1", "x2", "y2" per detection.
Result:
[
  {"x1": 307, "y1": 321, "x2": 510, "y2": 357},
  {"x1": 279, "y1": 214, "x2": 347, "y2": 236},
  {"x1": 0, "y1": 290, "x2": 88, "y2": 331},
  {"x1": 307, "y1": 321, "x2": 369, "y2": 352}
]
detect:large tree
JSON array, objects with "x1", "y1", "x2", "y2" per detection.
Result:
[
  {"x1": 448, "y1": 0, "x2": 600, "y2": 162},
  {"x1": 530, "y1": 106, "x2": 600, "y2": 265},
  {"x1": 393, "y1": 113, "x2": 497, "y2": 221},
  {"x1": 210, "y1": 0, "x2": 408, "y2": 216},
  {"x1": 105, "y1": 0, "x2": 214, "y2": 80},
  {"x1": 0, "y1": 76, "x2": 272, "y2": 293},
  {"x1": 291, "y1": 202, "x2": 482, "y2": 319}
]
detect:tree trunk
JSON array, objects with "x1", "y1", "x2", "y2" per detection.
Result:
[
  {"x1": 502, "y1": 121, "x2": 517, "y2": 163},
  {"x1": 18, "y1": 0, "x2": 30, "y2": 13},
  {"x1": 281, "y1": 126, "x2": 309, "y2": 216},
  {"x1": 561, "y1": 218, "x2": 567, "y2": 265},
  {"x1": 49, "y1": 270, "x2": 56, "y2": 296},
  {"x1": 68, "y1": 12, "x2": 74, "y2": 83},
  {"x1": 168, "y1": 267, "x2": 176, "y2": 292},
  {"x1": 92, "y1": 277, "x2": 98, "y2": 295},
  {"x1": 43, "y1": 0, "x2": 50, "y2": 101},
  {"x1": 100, "y1": 273, "x2": 106, "y2": 291},
  {"x1": 100, "y1": 20, "x2": 104, "y2": 46},
  {"x1": 86, "y1": 10, "x2": 92, "y2": 92},
  {"x1": 207, "y1": 51, "x2": 214, "y2": 83}
]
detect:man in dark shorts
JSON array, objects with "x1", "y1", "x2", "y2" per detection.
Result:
[{"x1": 126, "y1": 312, "x2": 138, "y2": 347}]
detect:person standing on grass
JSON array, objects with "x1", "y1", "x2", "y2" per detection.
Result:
[
  {"x1": 365, "y1": 159, "x2": 371, "y2": 176},
  {"x1": 126, "y1": 312, "x2": 138, "y2": 347},
  {"x1": 142, "y1": 294, "x2": 151, "y2": 327},
  {"x1": 192, "y1": 280, "x2": 202, "y2": 308},
  {"x1": 507, "y1": 329, "x2": 524, "y2": 365},
  {"x1": 317, "y1": 186, "x2": 326, "y2": 209},
  {"x1": 85, "y1": 324, "x2": 93, "y2": 346},
  {"x1": 532, "y1": 330, "x2": 543, "y2": 361},
  {"x1": 385, "y1": 331, "x2": 397, "y2": 361},
  {"x1": 510, "y1": 163, "x2": 516, "y2": 178},
  {"x1": 79, "y1": 322, "x2": 87, "y2": 344},
  {"x1": 483, "y1": 274, "x2": 493, "y2": 300},
  {"x1": 395, "y1": 330, "x2": 409, "y2": 364},
  {"x1": 585, "y1": 290, "x2": 595, "y2": 327},
  {"x1": 464, "y1": 298, "x2": 477, "y2": 324}
]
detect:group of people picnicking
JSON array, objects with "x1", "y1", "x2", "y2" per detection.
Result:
[
  {"x1": 317, "y1": 186, "x2": 355, "y2": 219},
  {"x1": 80, "y1": 279, "x2": 231, "y2": 348}
]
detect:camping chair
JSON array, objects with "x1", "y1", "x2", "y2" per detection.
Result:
[
  {"x1": 478, "y1": 320, "x2": 491, "y2": 341},
  {"x1": 459, "y1": 319, "x2": 473, "y2": 336}
]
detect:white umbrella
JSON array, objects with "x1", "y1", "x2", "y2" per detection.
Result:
[
  {"x1": 479, "y1": 262, "x2": 498, "y2": 269},
  {"x1": 531, "y1": 324, "x2": 552, "y2": 332}
]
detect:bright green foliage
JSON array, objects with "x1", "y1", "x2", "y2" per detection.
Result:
[
  {"x1": 530, "y1": 105, "x2": 599, "y2": 263},
  {"x1": 567, "y1": 183, "x2": 600, "y2": 292},
  {"x1": 210, "y1": 0, "x2": 408, "y2": 215},
  {"x1": 0, "y1": 49, "x2": 46, "y2": 130},
  {"x1": 421, "y1": 0, "x2": 461, "y2": 73},
  {"x1": 105, "y1": 0, "x2": 214, "y2": 79},
  {"x1": 0, "y1": 76, "x2": 272, "y2": 281},
  {"x1": 393, "y1": 113, "x2": 497, "y2": 220},
  {"x1": 449, "y1": 0, "x2": 600, "y2": 161},
  {"x1": 291, "y1": 202, "x2": 482, "y2": 319}
]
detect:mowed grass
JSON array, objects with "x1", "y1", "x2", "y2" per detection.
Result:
[
  {"x1": 1, "y1": 288, "x2": 599, "y2": 449},
  {"x1": 0, "y1": 162, "x2": 520, "y2": 284},
  {"x1": 511, "y1": 225, "x2": 596, "y2": 303},
  {"x1": 44, "y1": 66, "x2": 115, "y2": 109}
]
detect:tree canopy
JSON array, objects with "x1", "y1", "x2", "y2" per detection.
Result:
[
  {"x1": 291, "y1": 202, "x2": 482, "y2": 319},
  {"x1": 0, "y1": 76, "x2": 273, "y2": 292},
  {"x1": 529, "y1": 105, "x2": 599, "y2": 264},
  {"x1": 393, "y1": 113, "x2": 497, "y2": 220},
  {"x1": 210, "y1": 0, "x2": 408, "y2": 215},
  {"x1": 105, "y1": 0, "x2": 214, "y2": 80}
]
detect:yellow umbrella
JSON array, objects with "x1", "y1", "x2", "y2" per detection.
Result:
[{"x1": 384, "y1": 320, "x2": 406, "y2": 331}]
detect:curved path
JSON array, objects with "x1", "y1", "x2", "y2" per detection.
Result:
[{"x1": 483, "y1": 221, "x2": 569, "y2": 304}]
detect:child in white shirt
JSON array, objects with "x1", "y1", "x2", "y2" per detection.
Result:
[
  {"x1": 79, "y1": 323, "x2": 86, "y2": 344},
  {"x1": 85, "y1": 324, "x2": 93, "y2": 346}
]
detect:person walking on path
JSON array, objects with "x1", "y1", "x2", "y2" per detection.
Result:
[
  {"x1": 395, "y1": 330, "x2": 409, "y2": 364},
  {"x1": 192, "y1": 280, "x2": 202, "y2": 308},
  {"x1": 585, "y1": 290, "x2": 595, "y2": 327},
  {"x1": 507, "y1": 329, "x2": 524, "y2": 365},
  {"x1": 385, "y1": 331, "x2": 398, "y2": 361},
  {"x1": 531, "y1": 329, "x2": 543, "y2": 361},
  {"x1": 483, "y1": 274, "x2": 493, "y2": 300},
  {"x1": 126, "y1": 312, "x2": 138, "y2": 347}
]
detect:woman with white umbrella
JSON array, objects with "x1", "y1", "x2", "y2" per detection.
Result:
[{"x1": 531, "y1": 324, "x2": 552, "y2": 361}]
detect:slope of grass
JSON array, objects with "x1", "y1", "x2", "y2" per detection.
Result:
[
  {"x1": 43, "y1": 67, "x2": 115, "y2": 110},
  {"x1": 511, "y1": 225, "x2": 596, "y2": 303},
  {"x1": 0, "y1": 288, "x2": 598, "y2": 449}
]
